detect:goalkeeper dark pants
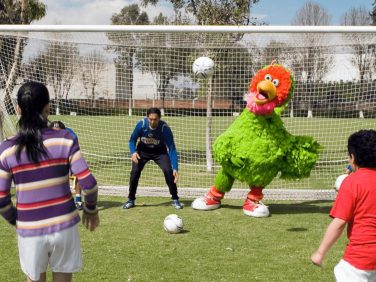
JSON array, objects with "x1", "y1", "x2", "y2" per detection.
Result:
[{"x1": 128, "y1": 150, "x2": 179, "y2": 201}]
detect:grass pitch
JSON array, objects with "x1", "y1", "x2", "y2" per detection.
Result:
[{"x1": 0, "y1": 196, "x2": 346, "y2": 281}]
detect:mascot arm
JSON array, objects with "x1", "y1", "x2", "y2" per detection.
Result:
[
  {"x1": 213, "y1": 135, "x2": 245, "y2": 167},
  {"x1": 280, "y1": 136, "x2": 321, "y2": 179},
  {"x1": 230, "y1": 156, "x2": 245, "y2": 168}
]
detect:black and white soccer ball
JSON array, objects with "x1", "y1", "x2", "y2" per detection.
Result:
[
  {"x1": 192, "y1": 56, "x2": 215, "y2": 79},
  {"x1": 163, "y1": 214, "x2": 183, "y2": 234}
]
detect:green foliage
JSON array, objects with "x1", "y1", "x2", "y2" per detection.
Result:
[
  {"x1": 0, "y1": 196, "x2": 345, "y2": 281},
  {"x1": 0, "y1": 0, "x2": 46, "y2": 24},
  {"x1": 110, "y1": 4, "x2": 149, "y2": 25},
  {"x1": 141, "y1": 0, "x2": 261, "y2": 25}
]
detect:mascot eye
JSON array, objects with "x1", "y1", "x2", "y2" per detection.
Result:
[
  {"x1": 272, "y1": 79, "x2": 279, "y2": 86},
  {"x1": 265, "y1": 74, "x2": 272, "y2": 81}
]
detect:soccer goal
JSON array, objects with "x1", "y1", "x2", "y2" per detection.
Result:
[{"x1": 0, "y1": 25, "x2": 375, "y2": 191}]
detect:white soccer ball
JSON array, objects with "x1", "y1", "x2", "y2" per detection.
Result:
[
  {"x1": 163, "y1": 214, "x2": 183, "y2": 234},
  {"x1": 192, "y1": 56, "x2": 215, "y2": 79},
  {"x1": 335, "y1": 174, "x2": 348, "y2": 191}
]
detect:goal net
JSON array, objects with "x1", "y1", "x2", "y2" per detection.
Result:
[{"x1": 0, "y1": 25, "x2": 375, "y2": 191}]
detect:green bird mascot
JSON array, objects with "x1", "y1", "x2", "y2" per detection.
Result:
[{"x1": 192, "y1": 64, "x2": 320, "y2": 217}]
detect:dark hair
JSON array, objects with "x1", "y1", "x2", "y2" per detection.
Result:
[
  {"x1": 348, "y1": 129, "x2": 376, "y2": 168},
  {"x1": 49, "y1": 121, "x2": 66, "y2": 130},
  {"x1": 15, "y1": 81, "x2": 50, "y2": 163},
  {"x1": 147, "y1": 107, "x2": 161, "y2": 118}
]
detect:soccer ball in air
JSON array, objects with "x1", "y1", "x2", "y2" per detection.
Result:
[
  {"x1": 163, "y1": 214, "x2": 183, "y2": 234},
  {"x1": 335, "y1": 174, "x2": 348, "y2": 192},
  {"x1": 192, "y1": 56, "x2": 215, "y2": 79}
]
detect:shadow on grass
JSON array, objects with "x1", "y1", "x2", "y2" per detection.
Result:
[
  {"x1": 286, "y1": 227, "x2": 308, "y2": 232},
  {"x1": 97, "y1": 199, "x2": 332, "y2": 215},
  {"x1": 269, "y1": 200, "x2": 332, "y2": 214},
  {"x1": 97, "y1": 200, "x2": 125, "y2": 211},
  {"x1": 216, "y1": 200, "x2": 332, "y2": 214}
]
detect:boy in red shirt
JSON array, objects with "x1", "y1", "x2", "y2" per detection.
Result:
[{"x1": 311, "y1": 130, "x2": 376, "y2": 281}]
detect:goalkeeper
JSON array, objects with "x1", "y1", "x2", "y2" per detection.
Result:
[{"x1": 124, "y1": 107, "x2": 182, "y2": 210}]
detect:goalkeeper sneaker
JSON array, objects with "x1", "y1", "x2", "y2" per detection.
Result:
[
  {"x1": 123, "y1": 200, "x2": 135, "y2": 209},
  {"x1": 172, "y1": 199, "x2": 183, "y2": 210}
]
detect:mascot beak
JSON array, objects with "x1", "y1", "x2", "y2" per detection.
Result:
[{"x1": 254, "y1": 80, "x2": 277, "y2": 105}]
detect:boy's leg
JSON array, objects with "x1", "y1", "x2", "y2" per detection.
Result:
[
  {"x1": 128, "y1": 152, "x2": 148, "y2": 201},
  {"x1": 52, "y1": 273, "x2": 72, "y2": 282},
  {"x1": 27, "y1": 272, "x2": 46, "y2": 282},
  {"x1": 153, "y1": 153, "x2": 178, "y2": 200}
]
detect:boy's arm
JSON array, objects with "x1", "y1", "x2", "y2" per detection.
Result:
[
  {"x1": 162, "y1": 125, "x2": 178, "y2": 171},
  {"x1": 311, "y1": 217, "x2": 347, "y2": 266},
  {"x1": 129, "y1": 120, "x2": 143, "y2": 155}
]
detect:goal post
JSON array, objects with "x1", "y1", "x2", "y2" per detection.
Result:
[{"x1": 1, "y1": 25, "x2": 376, "y2": 191}]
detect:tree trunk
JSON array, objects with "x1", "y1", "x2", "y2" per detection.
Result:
[{"x1": 91, "y1": 85, "x2": 95, "y2": 107}]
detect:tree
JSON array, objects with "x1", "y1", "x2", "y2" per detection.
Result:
[
  {"x1": 0, "y1": 0, "x2": 46, "y2": 24},
  {"x1": 27, "y1": 41, "x2": 79, "y2": 113},
  {"x1": 108, "y1": 4, "x2": 149, "y2": 116},
  {"x1": 141, "y1": 0, "x2": 261, "y2": 25},
  {"x1": 136, "y1": 13, "x2": 193, "y2": 111},
  {"x1": 0, "y1": 0, "x2": 46, "y2": 113},
  {"x1": 290, "y1": 2, "x2": 334, "y2": 113},
  {"x1": 0, "y1": 0, "x2": 46, "y2": 141},
  {"x1": 341, "y1": 7, "x2": 374, "y2": 105},
  {"x1": 371, "y1": 0, "x2": 376, "y2": 25},
  {"x1": 80, "y1": 50, "x2": 106, "y2": 107}
]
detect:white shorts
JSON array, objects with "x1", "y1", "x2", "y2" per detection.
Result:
[
  {"x1": 334, "y1": 259, "x2": 376, "y2": 282},
  {"x1": 18, "y1": 225, "x2": 82, "y2": 281}
]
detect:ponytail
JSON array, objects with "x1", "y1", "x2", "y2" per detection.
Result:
[{"x1": 15, "y1": 81, "x2": 50, "y2": 163}]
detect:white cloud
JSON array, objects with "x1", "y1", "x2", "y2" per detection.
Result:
[{"x1": 33, "y1": 0, "x2": 174, "y2": 25}]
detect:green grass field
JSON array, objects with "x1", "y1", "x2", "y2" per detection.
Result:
[
  {"x1": 49, "y1": 115, "x2": 374, "y2": 189},
  {"x1": 0, "y1": 196, "x2": 346, "y2": 282},
  {"x1": 4, "y1": 114, "x2": 374, "y2": 189}
]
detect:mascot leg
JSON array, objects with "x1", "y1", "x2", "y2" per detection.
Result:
[
  {"x1": 243, "y1": 186, "x2": 270, "y2": 218},
  {"x1": 191, "y1": 169, "x2": 234, "y2": 210}
]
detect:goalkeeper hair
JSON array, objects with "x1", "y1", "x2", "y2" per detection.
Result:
[{"x1": 147, "y1": 107, "x2": 161, "y2": 118}]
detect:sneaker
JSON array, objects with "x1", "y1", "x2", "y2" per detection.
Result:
[
  {"x1": 123, "y1": 200, "x2": 135, "y2": 209},
  {"x1": 191, "y1": 195, "x2": 221, "y2": 210},
  {"x1": 75, "y1": 201, "x2": 83, "y2": 210},
  {"x1": 243, "y1": 198, "x2": 269, "y2": 218},
  {"x1": 172, "y1": 199, "x2": 183, "y2": 210}
]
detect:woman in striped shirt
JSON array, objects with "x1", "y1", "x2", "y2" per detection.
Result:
[{"x1": 0, "y1": 81, "x2": 99, "y2": 282}]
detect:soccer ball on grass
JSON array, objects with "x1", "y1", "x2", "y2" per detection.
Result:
[{"x1": 163, "y1": 214, "x2": 183, "y2": 234}]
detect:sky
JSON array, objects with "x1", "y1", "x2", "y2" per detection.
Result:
[{"x1": 34, "y1": 0, "x2": 374, "y2": 25}]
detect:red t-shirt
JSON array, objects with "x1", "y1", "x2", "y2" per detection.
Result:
[{"x1": 330, "y1": 168, "x2": 376, "y2": 270}]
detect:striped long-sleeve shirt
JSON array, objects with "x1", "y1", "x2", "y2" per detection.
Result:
[{"x1": 0, "y1": 128, "x2": 98, "y2": 237}]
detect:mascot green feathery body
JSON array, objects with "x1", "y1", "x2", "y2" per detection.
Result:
[{"x1": 192, "y1": 64, "x2": 320, "y2": 217}]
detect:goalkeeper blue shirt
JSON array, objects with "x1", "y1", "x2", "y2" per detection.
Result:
[{"x1": 129, "y1": 118, "x2": 178, "y2": 171}]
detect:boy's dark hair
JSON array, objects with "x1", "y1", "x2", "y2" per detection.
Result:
[
  {"x1": 348, "y1": 129, "x2": 376, "y2": 168},
  {"x1": 15, "y1": 81, "x2": 50, "y2": 163},
  {"x1": 49, "y1": 121, "x2": 66, "y2": 130},
  {"x1": 147, "y1": 107, "x2": 161, "y2": 118}
]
